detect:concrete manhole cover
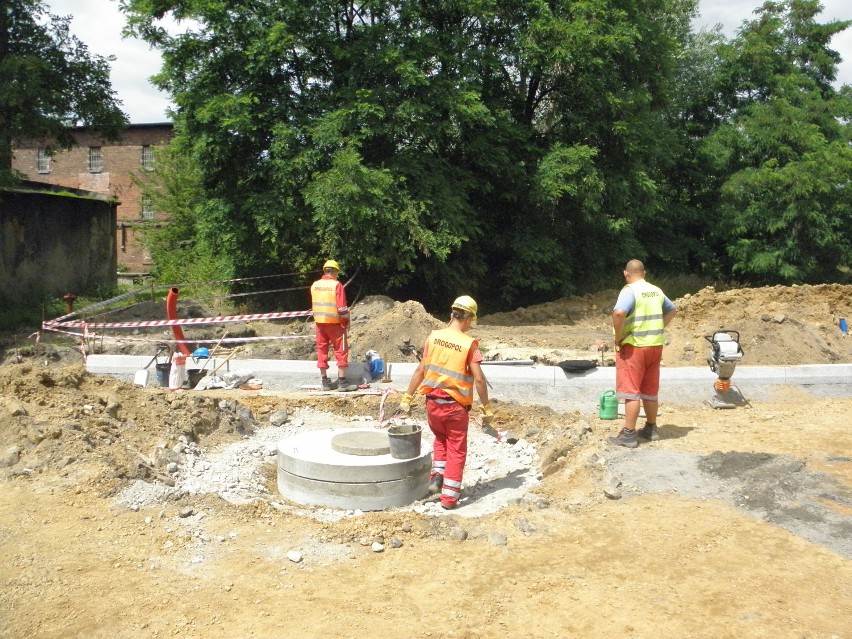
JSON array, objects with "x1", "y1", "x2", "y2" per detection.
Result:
[{"x1": 330, "y1": 430, "x2": 390, "y2": 456}]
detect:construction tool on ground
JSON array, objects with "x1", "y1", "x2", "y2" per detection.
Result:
[
  {"x1": 399, "y1": 339, "x2": 422, "y2": 361},
  {"x1": 472, "y1": 407, "x2": 515, "y2": 442},
  {"x1": 705, "y1": 330, "x2": 747, "y2": 409},
  {"x1": 381, "y1": 356, "x2": 393, "y2": 383},
  {"x1": 595, "y1": 339, "x2": 609, "y2": 366},
  {"x1": 134, "y1": 343, "x2": 169, "y2": 386},
  {"x1": 197, "y1": 331, "x2": 229, "y2": 375},
  {"x1": 211, "y1": 348, "x2": 238, "y2": 376}
]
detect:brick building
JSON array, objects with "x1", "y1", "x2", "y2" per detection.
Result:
[{"x1": 12, "y1": 123, "x2": 174, "y2": 273}]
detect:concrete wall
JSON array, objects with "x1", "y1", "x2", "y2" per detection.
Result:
[
  {"x1": 0, "y1": 184, "x2": 117, "y2": 303},
  {"x1": 12, "y1": 123, "x2": 173, "y2": 272}
]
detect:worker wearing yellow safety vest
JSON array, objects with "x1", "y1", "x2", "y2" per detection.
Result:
[
  {"x1": 310, "y1": 260, "x2": 357, "y2": 392},
  {"x1": 398, "y1": 296, "x2": 493, "y2": 510},
  {"x1": 609, "y1": 259, "x2": 677, "y2": 448}
]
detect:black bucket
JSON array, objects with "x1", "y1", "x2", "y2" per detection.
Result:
[
  {"x1": 155, "y1": 362, "x2": 171, "y2": 387},
  {"x1": 187, "y1": 369, "x2": 206, "y2": 388},
  {"x1": 387, "y1": 424, "x2": 422, "y2": 460}
]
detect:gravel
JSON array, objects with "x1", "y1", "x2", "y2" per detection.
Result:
[{"x1": 115, "y1": 407, "x2": 542, "y2": 521}]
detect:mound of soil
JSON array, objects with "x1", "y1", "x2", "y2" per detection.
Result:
[{"x1": 476, "y1": 283, "x2": 852, "y2": 366}]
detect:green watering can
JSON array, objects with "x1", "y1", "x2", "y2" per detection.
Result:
[{"x1": 599, "y1": 390, "x2": 618, "y2": 420}]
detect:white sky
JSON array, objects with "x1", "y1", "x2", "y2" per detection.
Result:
[{"x1": 47, "y1": 0, "x2": 852, "y2": 125}]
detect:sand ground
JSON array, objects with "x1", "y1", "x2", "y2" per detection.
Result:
[{"x1": 1, "y1": 284, "x2": 850, "y2": 638}]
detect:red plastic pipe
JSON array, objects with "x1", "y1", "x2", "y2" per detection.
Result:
[{"x1": 166, "y1": 287, "x2": 192, "y2": 355}]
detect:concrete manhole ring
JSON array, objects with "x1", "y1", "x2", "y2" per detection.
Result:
[{"x1": 277, "y1": 428, "x2": 432, "y2": 511}]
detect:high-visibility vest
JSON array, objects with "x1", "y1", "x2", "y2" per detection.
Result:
[
  {"x1": 311, "y1": 279, "x2": 341, "y2": 324},
  {"x1": 417, "y1": 328, "x2": 476, "y2": 406},
  {"x1": 621, "y1": 280, "x2": 666, "y2": 347}
]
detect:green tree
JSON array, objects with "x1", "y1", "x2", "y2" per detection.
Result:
[
  {"x1": 122, "y1": 0, "x2": 696, "y2": 308},
  {"x1": 135, "y1": 133, "x2": 232, "y2": 294},
  {"x1": 634, "y1": 26, "x2": 730, "y2": 277},
  {"x1": 0, "y1": 0, "x2": 127, "y2": 183},
  {"x1": 505, "y1": 0, "x2": 699, "y2": 299},
  {"x1": 702, "y1": 0, "x2": 852, "y2": 283}
]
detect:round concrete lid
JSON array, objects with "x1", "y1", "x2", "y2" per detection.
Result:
[{"x1": 330, "y1": 430, "x2": 391, "y2": 456}]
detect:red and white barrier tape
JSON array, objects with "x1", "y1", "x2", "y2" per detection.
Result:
[
  {"x1": 377, "y1": 387, "x2": 402, "y2": 426},
  {"x1": 40, "y1": 324, "x2": 314, "y2": 345},
  {"x1": 44, "y1": 309, "x2": 312, "y2": 330}
]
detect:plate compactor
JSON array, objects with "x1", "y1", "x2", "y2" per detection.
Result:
[{"x1": 705, "y1": 330, "x2": 748, "y2": 409}]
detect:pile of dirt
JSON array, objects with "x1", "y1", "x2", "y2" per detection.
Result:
[
  {"x1": 0, "y1": 361, "x2": 576, "y2": 525},
  {"x1": 347, "y1": 297, "x2": 444, "y2": 363},
  {"x1": 478, "y1": 289, "x2": 619, "y2": 326},
  {"x1": 663, "y1": 283, "x2": 851, "y2": 366},
  {"x1": 350, "y1": 285, "x2": 851, "y2": 367},
  {"x1": 0, "y1": 364, "x2": 258, "y2": 489}
]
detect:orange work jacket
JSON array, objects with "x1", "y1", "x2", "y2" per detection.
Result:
[
  {"x1": 416, "y1": 328, "x2": 476, "y2": 406},
  {"x1": 311, "y1": 278, "x2": 346, "y2": 325}
]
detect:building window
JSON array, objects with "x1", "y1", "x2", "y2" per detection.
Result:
[
  {"x1": 88, "y1": 147, "x2": 103, "y2": 173},
  {"x1": 37, "y1": 148, "x2": 50, "y2": 174},
  {"x1": 141, "y1": 145, "x2": 154, "y2": 170},
  {"x1": 141, "y1": 196, "x2": 155, "y2": 221}
]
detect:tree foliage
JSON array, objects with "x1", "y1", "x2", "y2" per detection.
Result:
[
  {"x1": 0, "y1": 0, "x2": 127, "y2": 182},
  {"x1": 701, "y1": 0, "x2": 852, "y2": 283},
  {"x1": 121, "y1": 0, "x2": 699, "y2": 308},
  {"x1": 122, "y1": 0, "x2": 851, "y2": 309},
  {"x1": 134, "y1": 133, "x2": 230, "y2": 292}
]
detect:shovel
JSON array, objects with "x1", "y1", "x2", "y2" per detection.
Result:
[
  {"x1": 134, "y1": 344, "x2": 168, "y2": 387},
  {"x1": 195, "y1": 331, "x2": 229, "y2": 377},
  {"x1": 192, "y1": 348, "x2": 239, "y2": 389}
]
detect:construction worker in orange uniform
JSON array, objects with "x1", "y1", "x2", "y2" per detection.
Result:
[
  {"x1": 310, "y1": 260, "x2": 357, "y2": 392},
  {"x1": 398, "y1": 296, "x2": 493, "y2": 509}
]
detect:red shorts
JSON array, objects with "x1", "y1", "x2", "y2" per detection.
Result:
[{"x1": 615, "y1": 344, "x2": 663, "y2": 401}]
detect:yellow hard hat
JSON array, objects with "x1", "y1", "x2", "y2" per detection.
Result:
[
  {"x1": 451, "y1": 295, "x2": 478, "y2": 320},
  {"x1": 323, "y1": 259, "x2": 340, "y2": 271}
]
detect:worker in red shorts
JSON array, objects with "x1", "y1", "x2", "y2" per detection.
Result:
[
  {"x1": 609, "y1": 259, "x2": 677, "y2": 447},
  {"x1": 398, "y1": 296, "x2": 493, "y2": 509}
]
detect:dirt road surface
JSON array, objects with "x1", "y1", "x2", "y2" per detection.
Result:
[{"x1": 1, "y1": 284, "x2": 851, "y2": 638}]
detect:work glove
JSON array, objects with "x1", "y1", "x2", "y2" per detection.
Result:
[
  {"x1": 398, "y1": 392, "x2": 414, "y2": 415},
  {"x1": 479, "y1": 404, "x2": 495, "y2": 425}
]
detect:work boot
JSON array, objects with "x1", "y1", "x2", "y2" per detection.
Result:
[
  {"x1": 428, "y1": 474, "x2": 443, "y2": 494},
  {"x1": 639, "y1": 423, "x2": 660, "y2": 441},
  {"x1": 608, "y1": 428, "x2": 638, "y2": 448},
  {"x1": 320, "y1": 377, "x2": 338, "y2": 391},
  {"x1": 337, "y1": 379, "x2": 358, "y2": 392}
]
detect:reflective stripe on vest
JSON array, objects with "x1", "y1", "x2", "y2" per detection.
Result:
[
  {"x1": 622, "y1": 280, "x2": 666, "y2": 347},
  {"x1": 311, "y1": 280, "x2": 340, "y2": 324},
  {"x1": 417, "y1": 328, "x2": 475, "y2": 405}
]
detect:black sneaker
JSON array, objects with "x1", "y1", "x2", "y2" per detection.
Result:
[
  {"x1": 337, "y1": 380, "x2": 358, "y2": 392},
  {"x1": 321, "y1": 378, "x2": 338, "y2": 391},
  {"x1": 428, "y1": 474, "x2": 443, "y2": 494},
  {"x1": 639, "y1": 423, "x2": 659, "y2": 441},
  {"x1": 608, "y1": 429, "x2": 638, "y2": 448}
]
